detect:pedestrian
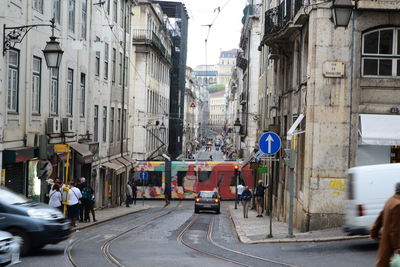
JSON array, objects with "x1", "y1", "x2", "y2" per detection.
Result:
[
  {"x1": 67, "y1": 181, "x2": 82, "y2": 227},
  {"x1": 254, "y1": 180, "x2": 266, "y2": 217},
  {"x1": 48, "y1": 183, "x2": 63, "y2": 212},
  {"x1": 44, "y1": 179, "x2": 54, "y2": 204},
  {"x1": 370, "y1": 182, "x2": 400, "y2": 267},
  {"x1": 241, "y1": 186, "x2": 252, "y2": 218},
  {"x1": 164, "y1": 183, "x2": 171, "y2": 206},
  {"x1": 80, "y1": 177, "x2": 95, "y2": 222},
  {"x1": 237, "y1": 182, "x2": 245, "y2": 206},
  {"x1": 131, "y1": 182, "x2": 137, "y2": 205},
  {"x1": 87, "y1": 193, "x2": 97, "y2": 222},
  {"x1": 126, "y1": 182, "x2": 133, "y2": 207},
  {"x1": 77, "y1": 178, "x2": 85, "y2": 222}
]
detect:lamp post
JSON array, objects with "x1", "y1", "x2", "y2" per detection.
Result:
[
  {"x1": 331, "y1": 0, "x2": 353, "y2": 27},
  {"x1": 3, "y1": 18, "x2": 63, "y2": 68},
  {"x1": 234, "y1": 118, "x2": 241, "y2": 158}
]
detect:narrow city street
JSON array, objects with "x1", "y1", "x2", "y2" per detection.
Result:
[{"x1": 18, "y1": 201, "x2": 376, "y2": 267}]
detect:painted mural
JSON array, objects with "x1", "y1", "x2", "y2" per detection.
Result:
[{"x1": 133, "y1": 161, "x2": 254, "y2": 199}]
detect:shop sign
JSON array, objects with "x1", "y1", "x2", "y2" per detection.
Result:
[{"x1": 54, "y1": 144, "x2": 69, "y2": 153}]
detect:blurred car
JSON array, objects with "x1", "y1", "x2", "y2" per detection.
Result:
[
  {"x1": 194, "y1": 191, "x2": 220, "y2": 214},
  {"x1": 0, "y1": 230, "x2": 20, "y2": 266},
  {"x1": 214, "y1": 140, "x2": 221, "y2": 147},
  {"x1": 0, "y1": 187, "x2": 71, "y2": 255}
]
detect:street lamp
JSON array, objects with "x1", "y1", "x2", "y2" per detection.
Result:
[
  {"x1": 331, "y1": 0, "x2": 353, "y2": 27},
  {"x1": 3, "y1": 18, "x2": 63, "y2": 68},
  {"x1": 234, "y1": 118, "x2": 241, "y2": 134}
]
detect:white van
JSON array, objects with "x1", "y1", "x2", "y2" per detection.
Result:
[{"x1": 343, "y1": 163, "x2": 400, "y2": 235}]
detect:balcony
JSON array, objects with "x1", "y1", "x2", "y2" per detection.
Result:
[
  {"x1": 132, "y1": 29, "x2": 171, "y2": 63},
  {"x1": 263, "y1": 0, "x2": 307, "y2": 44}
]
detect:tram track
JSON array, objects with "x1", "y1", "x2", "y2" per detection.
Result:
[
  {"x1": 178, "y1": 213, "x2": 296, "y2": 267},
  {"x1": 66, "y1": 201, "x2": 182, "y2": 267}
]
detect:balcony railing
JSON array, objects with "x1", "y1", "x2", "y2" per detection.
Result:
[
  {"x1": 264, "y1": 0, "x2": 304, "y2": 35},
  {"x1": 132, "y1": 29, "x2": 170, "y2": 63}
]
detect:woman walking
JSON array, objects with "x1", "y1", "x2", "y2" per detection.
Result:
[
  {"x1": 67, "y1": 181, "x2": 82, "y2": 227},
  {"x1": 49, "y1": 183, "x2": 63, "y2": 212},
  {"x1": 241, "y1": 186, "x2": 252, "y2": 218}
]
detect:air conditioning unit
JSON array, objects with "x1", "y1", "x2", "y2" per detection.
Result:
[
  {"x1": 61, "y1": 118, "x2": 74, "y2": 133},
  {"x1": 47, "y1": 118, "x2": 60, "y2": 134}
]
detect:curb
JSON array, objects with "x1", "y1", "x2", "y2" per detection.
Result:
[
  {"x1": 74, "y1": 206, "x2": 151, "y2": 232},
  {"x1": 228, "y1": 207, "x2": 368, "y2": 244}
]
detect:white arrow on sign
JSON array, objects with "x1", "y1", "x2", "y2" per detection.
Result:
[{"x1": 266, "y1": 134, "x2": 274, "y2": 154}]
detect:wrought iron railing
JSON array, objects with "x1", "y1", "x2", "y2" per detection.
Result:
[
  {"x1": 264, "y1": 0, "x2": 304, "y2": 35},
  {"x1": 132, "y1": 29, "x2": 170, "y2": 62}
]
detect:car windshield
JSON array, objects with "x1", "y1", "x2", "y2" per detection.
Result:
[
  {"x1": 199, "y1": 191, "x2": 218, "y2": 198},
  {"x1": 0, "y1": 188, "x2": 29, "y2": 205}
]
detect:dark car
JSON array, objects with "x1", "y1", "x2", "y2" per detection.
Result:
[
  {"x1": 0, "y1": 187, "x2": 71, "y2": 255},
  {"x1": 194, "y1": 191, "x2": 221, "y2": 214}
]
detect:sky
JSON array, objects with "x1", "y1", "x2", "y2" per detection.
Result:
[{"x1": 180, "y1": 0, "x2": 246, "y2": 68}]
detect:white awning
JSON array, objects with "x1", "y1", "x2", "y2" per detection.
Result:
[{"x1": 359, "y1": 114, "x2": 400, "y2": 145}]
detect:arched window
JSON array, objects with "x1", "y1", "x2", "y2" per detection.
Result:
[{"x1": 362, "y1": 28, "x2": 400, "y2": 77}]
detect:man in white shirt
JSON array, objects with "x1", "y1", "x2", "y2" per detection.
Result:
[
  {"x1": 237, "y1": 183, "x2": 245, "y2": 205},
  {"x1": 67, "y1": 181, "x2": 82, "y2": 227}
]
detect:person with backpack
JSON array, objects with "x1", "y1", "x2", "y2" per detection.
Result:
[
  {"x1": 131, "y1": 182, "x2": 137, "y2": 205},
  {"x1": 79, "y1": 177, "x2": 94, "y2": 222},
  {"x1": 254, "y1": 180, "x2": 266, "y2": 217}
]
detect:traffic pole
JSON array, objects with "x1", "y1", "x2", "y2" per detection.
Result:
[{"x1": 268, "y1": 156, "x2": 273, "y2": 238}]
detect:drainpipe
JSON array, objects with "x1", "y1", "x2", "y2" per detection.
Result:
[
  {"x1": 348, "y1": 11, "x2": 356, "y2": 168},
  {"x1": 121, "y1": 0, "x2": 127, "y2": 157}
]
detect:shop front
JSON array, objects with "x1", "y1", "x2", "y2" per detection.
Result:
[{"x1": 358, "y1": 114, "x2": 400, "y2": 166}]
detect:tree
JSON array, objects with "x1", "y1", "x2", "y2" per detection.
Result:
[{"x1": 208, "y1": 84, "x2": 225, "y2": 93}]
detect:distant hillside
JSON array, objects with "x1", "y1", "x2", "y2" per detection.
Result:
[{"x1": 208, "y1": 84, "x2": 225, "y2": 93}]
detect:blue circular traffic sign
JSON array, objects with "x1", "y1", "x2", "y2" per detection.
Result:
[{"x1": 259, "y1": 132, "x2": 281, "y2": 155}]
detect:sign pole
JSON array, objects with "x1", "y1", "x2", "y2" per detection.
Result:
[
  {"x1": 142, "y1": 173, "x2": 144, "y2": 206},
  {"x1": 268, "y1": 156, "x2": 273, "y2": 238}
]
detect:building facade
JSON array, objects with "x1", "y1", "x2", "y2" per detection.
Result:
[
  {"x1": 209, "y1": 91, "x2": 226, "y2": 133},
  {"x1": 216, "y1": 49, "x2": 238, "y2": 86}
]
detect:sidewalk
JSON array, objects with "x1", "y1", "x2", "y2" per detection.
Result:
[
  {"x1": 228, "y1": 205, "x2": 368, "y2": 244},
  {"x1": 74, "y1": 201, "x2": 157, "y2": 231}
]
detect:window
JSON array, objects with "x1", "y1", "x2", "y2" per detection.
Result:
[
  {"x1": 106, "y1": 0, "x2": 110, "y2": 14},
  {"x1": 120, "y1": 0, "x2": 124, "y2": 27},
  {"x1": 67, "y1": 69, "x2": 73, "y2": 115},
  {"x1": 113, "y1": 0, "x2": 117, "y2": 23},
  {"x1": 94, "y1": 105, "x2": 98, "y2": 142},
  {"x1": 32, "y1": 57, "x2": 41, "y2": 114},
  {"x1": 68, "y1": 0, "x2": 75, "y2": 33},
  {"x1": 33, "y1": 0, "x2": 43, "y2": 13},
  {"x1": 123, "y1": 109, "x2": 127, "y2": 139},
  {"x1": 117, "y1": 108, "x2": 121, "y2": 141},
  {"x1": 7, "y1": 50, "x2": 19, "y2": 112},
  {"x1": 103, "y1": 107, "x2": 107, "y2": 143},
  {"x1": 362, "y1": 28, "x2": 400, "y2": 77},
  {"x1": 110, "y1": 107, "x2": 114, "y2": 143},
  {"x1": 81, "y1": 0, "x2": 87, "y2": 39},
  {"x1": 119, "y1": 52, "x2": 123, "y2": 85},
  {"x1": 112, "y1": 48, "x2": 116, "y2": 83},
  {"x1": 104, "y1": 42, "x2": 109, "y2": 80},
  {"x1": 50, "y1": 68, "x2": 59, "y2": 115},
  {"x1": 53, "y1": 0, "x2": 61, "y2": 23},
  {"x1": 80, "y1": 73, "x2": 85, "y2": 117},
  {"x1": 95, "y1": 37, "x2": 101, "y2": 76},
  {"x1": 124, "y1": 56, "x2": 128, "y2": 85}
]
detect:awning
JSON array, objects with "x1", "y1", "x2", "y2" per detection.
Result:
[
  {"x1": 241, "y1": 152, "x2": 254, "y2": 168},
  {"x1": 70, "y1": 142, "x2": 93, "y2": 164},
  {"x1": 359, "y1": 114, "x2": 400, "y2": 145},
  {"x1": 110, "y1": 159, "x2": 126, "y2": 175},
  {"x1": 115, "y1": 157, "x2": 131, "y2": 171},
  {"x1": 102, "y1": 161, "x2": 125, "y2": 175},
  {"x1": 3, "y1": 147, "x2": 36, "y2": 164}
]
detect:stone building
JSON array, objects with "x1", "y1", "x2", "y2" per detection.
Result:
[
  {"x1": 0, "y1": 0, "x2": 136, "y2": 208},
  {"x1": 258, "y1": 0, "x2": 400, "y2": 231},
  {"x1": 131, "y1": 0, "x2": 172, "y2": 161},
  {"x1": 209, "y1": 91, "x2": 226, "y2": 133},
  {"x1": 216, "y1": 49, "x2": 238, "y2": 86}
]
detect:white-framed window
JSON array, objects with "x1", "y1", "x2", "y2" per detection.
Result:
[
  {"x1": 103, "y1": 106, "x2": 107, "y2": 143},
  {"x1": 80, "y1": 73, "x2": 85, "y2": 117},
  {"x1": 68, "y1": 0, "x2": 75, "y2": 33},
  {"x1": 113, "y1": 0, "x2": 117, "y2": 23},
  {"x1": 112, "y1": 48, "x2": 116, "y2": 83},
  {"x1": 33, "y1": 0, "x2": 43, "y2": 13},
  {"x1": 7, "y1": 50, "x2": 19, "y2": 112},
  {"x1": 81, "y1": 0, "x2": 87, "y2": 39},
  {"x1": 119, "y1": 52, "x2": 123, "y2": 85},
  {"x1": 53, "y1": 0, "x2": 61, "y2": 23},
  {"x1": 124, "y1": 56, "x2": 128, "y2": 85},
  {"x1": 32, "y1": 57, "x2": 41, "y2": 114},
  {"x1": 123, "y1": 109, "x2": 127, "y2": 139},
  {"x1": 362, "y1": 28, "x2": 400, "y2": 77},
  {"x1": 104, "y1": 42, "x2": 109, "y2": 80},
  {"x1": 67, "y1": 68, "x2": 74, "y2": 116},
  {"x1": 106, "y1": 0, "x2": 110, "y2": 14},
  {"x1": 117, "y1": 108, "x2": 121, "y2": 141},
  {"x1": 120, "y1": 0, "x2": 124, "y2": 27},
  {"x1": 95, "y1": 37, "x2": 100, "y2": 76},
  {"x1": 50, "y1": 68, "x2": 59, "y2": 115},
  {"x1": 110, "y1": 107, "x2": 114, "y2": 143},
  {"x1": 94, "y1": 105, "x2": 98, "y2": 142}
]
